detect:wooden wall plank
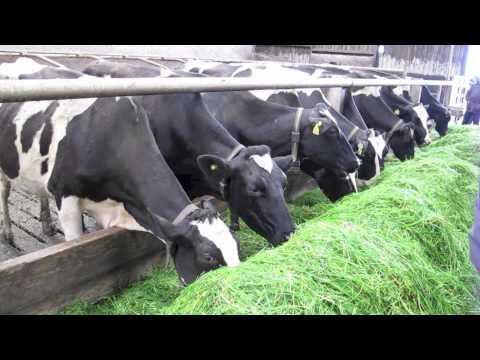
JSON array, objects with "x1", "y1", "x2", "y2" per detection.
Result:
[{"x1": 0, "y1": 227, "x2": 166, "y2": 315}]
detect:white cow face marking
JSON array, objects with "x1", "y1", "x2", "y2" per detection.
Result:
[
  {"x1": 368, "y1": 133, "x2": 387, "y2": 159},
  {"x1": 348, "y1": 172, "x2": 358, "y2": 193},
  {"x1": 251, "y1": 154, "x2": 273, "y2": 174},
  {"x1": 191, "y1": 217, "x2": 240, "y2": 267},
  {"x1": 412, "y1": 104, "x2": 432, "y2": 143},
  {"x1": 367, "y1": 133, "x2": 387, "y2": 179},
  {"x1": 413, "y1": 104, "x2": 429, "y2": 130}
]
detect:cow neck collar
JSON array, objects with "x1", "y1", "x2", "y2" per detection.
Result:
[
  {"x1": 172, "y1": 203, "x2": 200, "y2": 226},
  {"x1": 347, "y1": 126, "x2": 360, "y2": 141},
  {"x1": 290, "y1": 107, "x2": 304, "y2": 171},
  {"x1": 225, "y1": 144, "x2": 245, "y2": 162},
  {"x1": 219, "y1": 144, "x2": 245, "y2": 200},
  {"x1": 386, "y1": 118, "x2": 406, "y2": 143},
  {"x1": 163, "y1": 202, "x2": 200, "y2": 267}
]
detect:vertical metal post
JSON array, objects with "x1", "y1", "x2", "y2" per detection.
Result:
[{"x1": 444, "y1": 45, "x2": 456, "y2": 105}]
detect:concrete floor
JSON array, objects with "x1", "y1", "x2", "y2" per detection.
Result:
[{"x1": 0, "y1": 184, "x2": 97, "y2": 262}]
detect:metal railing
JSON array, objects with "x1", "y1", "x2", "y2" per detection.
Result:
[{"x1": 0, "y1": 77, "x2": 455, "y2": 103}]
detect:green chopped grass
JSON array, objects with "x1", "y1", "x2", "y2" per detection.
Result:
[{"x1": 62, "y1": 125, "x2": 480, "y2": 315}]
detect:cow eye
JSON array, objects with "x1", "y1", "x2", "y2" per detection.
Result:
[
  {"x1": 247, "y1": 188, "x2": 264, "y2": 197},
  {"x1": 204, "y1": 254, "x2": 216, "y2": 264}
]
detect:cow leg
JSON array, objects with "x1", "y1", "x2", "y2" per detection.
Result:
[
  {"x1": 0, "y1": 177, "x2": 14, "y2": 246},
  {"x1": 229, "y1": 210, "x2": 241, "y2": 232},
  {"x1": 40, "y1": 193, "x2": 56, "y2": 236},
  {"x1": 58, "y1": 196, "x2": 84, "y2": 241}
]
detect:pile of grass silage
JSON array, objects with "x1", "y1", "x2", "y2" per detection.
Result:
[{"x1": 159, "y1": 125, "x2": 480, "y2": 315}]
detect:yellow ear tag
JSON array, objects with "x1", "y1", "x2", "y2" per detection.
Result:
[
  {"x1": 312, "y1": 121, "x2": 322, "y2": 136},
  {"x1": 357, "y1": 142, "x2": 364, "y2": 155},
  {"x1": 210, "y1": 164, "x2": 218, "y2": 171},
  {"x1": 394, "y1": 108, "x2": 400, "y2": 115}
]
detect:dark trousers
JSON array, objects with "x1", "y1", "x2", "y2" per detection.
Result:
[{"x1": 463, "y1": 111, "x2": 480, "y2": 125}]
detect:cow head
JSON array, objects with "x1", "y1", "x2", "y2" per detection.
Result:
[
  {"x1": 298, "y1": 159, "x2": 357, "y2": 202},
  {"x1": 314, "y1": 168, "x2": 357, "y2": 202},
  {"x1": 381, "y1": 87, "x2": 431, "y2": 146},
  {"x1": 420, "y1": 86, "x2": 451, "y2": 136},
  {"x1": 356, "y1": 130, "x2": 387, "y2": 181},
  {"x1": 300, "y1": 104, "x2": 359, "y2": 174},
  {"x1": 389, "y1": 104, "x2": 430, "y2": 146},
  {"x1": 425, "y1": 104, "x2": 451, "y2": 136},
  {"x1": 151, "y1": 200, "x2": 240, "y2": 286},
  {"x1": 197, "y1": 145, "x2": 295, "y2": 246},
  {"x1": 388, "y1": 122, "x2": 416, "y2": 161}
]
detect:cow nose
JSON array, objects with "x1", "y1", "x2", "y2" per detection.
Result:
[{"x1": 282, "y1": 231, "x2": 294, "y2": 242}]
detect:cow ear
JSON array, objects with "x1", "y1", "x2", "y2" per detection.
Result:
[
  {"x1": 273, "y1": 155, "x2": 294, "y2": 173},
  {"x1": 197, "y1": 154, "x2": 229, "y2": 183}
]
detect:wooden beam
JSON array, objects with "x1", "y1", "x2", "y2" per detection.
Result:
[{"x1": 0, "y1": 227, "x2": 166, "y2": 315}]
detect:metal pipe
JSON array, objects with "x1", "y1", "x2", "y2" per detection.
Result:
[
  {"x1": 31, "y1": 54, "x2": 67, "y2": 69},
  {"x1": 0, "y1": 50, "x2": 405, "y2": 76},
  {"x1": 133, "y1": 57, "x2": 172, "y2": 71},
  {"x1": 0, "y1": 77, "x2": 454, "y2": 103}
]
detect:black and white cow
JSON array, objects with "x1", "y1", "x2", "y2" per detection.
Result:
[
  {"x1": 378, "y1": 86, "x2": 431, "y2": 146},
  {"x1": 419, "y1": 86, "x2": 451, "y2": 136},
  {"x1": 197, "y1": 90, "x2": 360, "y2": 200},
  {"x1": 82, "y1": 60, "x2": 296, "y2": 246},
  {"x1": 0, "y1": 57, "x2": 66, "y2": 236},
  {"x1": 269, "y1": 63, "x2": 419, "y2": 161},
  {"x1": 184, "y1": 61, "x2": 385, "y2": 196},
  {"x1": 0, "y1": 62, "x2": 240, "y2": 285}
]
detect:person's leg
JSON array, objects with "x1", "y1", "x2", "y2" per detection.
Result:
[
  {"x1": 470, "y1": 195, "x2": 480, "y2": 273},
  {"x1": 473, "y1": 113, "x2": 480, "y2": 125},
  {"x1": 463, "y1": 111, "x2": 473, "y2": 125}
]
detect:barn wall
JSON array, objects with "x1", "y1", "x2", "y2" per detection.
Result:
[
  {"x1": 0, "y1": 45, "x2": 255, "y2": 61},
  {"x1": 310, "y1": 53, "x2": 376, "y2": 67},
  {"x1": 379, "y1": 45, "x2": 468, "y2": 78},
  {"x1": 0, "y1": 45, "x2": 467, "y2": 78},
  {"x1": 253, "y1": 45, "x2": 377, "y2": 66},
  {"x1": 253, "y1": 45, "x2": 312, "y2": 63}
]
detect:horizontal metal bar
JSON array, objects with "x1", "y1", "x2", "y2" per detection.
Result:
[
  {"x1": 0, "y1": 77, "x2": 454, "y2": 103},
  {"x1": 0, "y1": 50, "x2": 404, "y2": 75}
]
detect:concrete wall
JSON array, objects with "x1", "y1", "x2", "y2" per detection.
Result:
[{"x1": 0, "y1": 45, "x2": 255, "y2": 61}]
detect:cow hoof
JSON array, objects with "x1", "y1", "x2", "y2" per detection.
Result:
[{"x1": 229, "y1": 223, "x2": 241, "y2": 232}]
